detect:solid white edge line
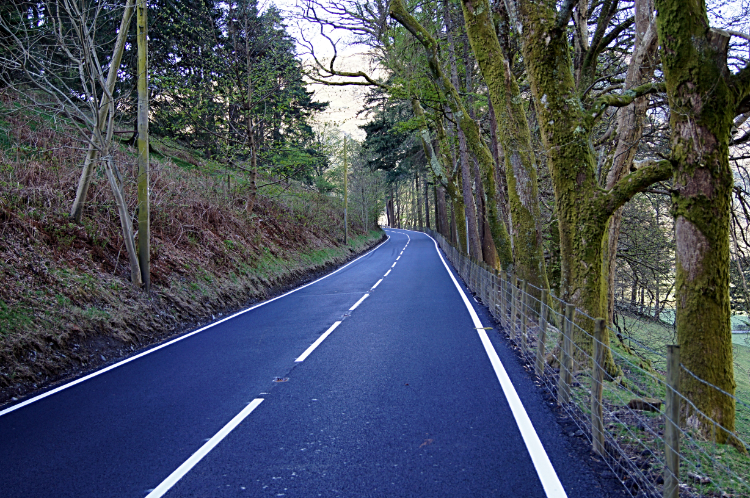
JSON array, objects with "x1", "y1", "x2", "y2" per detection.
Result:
[
  {"x1": 145, "y1": 398, "x2": 265, "y2": 498},
  {"x1": 384, "y1": 270, "x2": 391, "y2": 277},
  {"x1": 371, "y1": 278, "x2": 383, "y2": 290},
  {"x1": 0, "y1": 234, "x2": 392, "y2": 418},
  {"x1": 422, "y1": 230, "x2": 567, "y2": 498},
  {"x1": 295, "y1": 321, "x2": 342, "y2": 362},
  {"x1": 349, "y1": 293, "x2": 369, "y2": 311}
]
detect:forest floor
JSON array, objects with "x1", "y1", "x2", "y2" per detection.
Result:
[{"x1": 0, "y1": 91, "x2": 384, "y2": 407}]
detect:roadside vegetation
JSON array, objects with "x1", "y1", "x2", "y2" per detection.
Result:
[{"x1": 0, "y1": 89, "x2": 384, "y2": 404}]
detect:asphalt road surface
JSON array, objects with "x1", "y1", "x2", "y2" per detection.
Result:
[{"x1": 0, "y1": 229, "x2": 611, "y2": 497}]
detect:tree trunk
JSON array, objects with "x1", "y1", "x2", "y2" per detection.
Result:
[
  {"x1": 444, "y1": 4, "x2": 482, "y2": 259},
  {"x1": 424, "y1": 169, "x2": 431, "y2": 229},
  {"x1": 450, "y1": 200, "x2": 458, "y2": 246},
  {"x1": 415, "y1": 168, "x2": 423, "y2": 229},
  {"x1": 601, "y1": 0, "x2": 658, "y2": 326},
  {"x1": 457, "y1": 127, "x2": 482, "y2": 259},
  {"x1": 437, "y1": 186, "x2": 448, "y2": 236},
  {"x1": 103, "y1": 156, "x2": 142, "y2": 288},
  {"x1": 70, "y1": 0, "x2": 136, "y2": 223},
  {"x1": 453, "y1": 176, "x2": 468, "y2": 253},
  {"x1": 246, "y1": 132, "x2": 258, "y2": 214},
  {"x1": 488, "y1": 102, "x2": 511, "y2": 230},
  {"x1": 656, "y1": 0, "x2": 748, "y2": 444},
  {"x1": 515, "y1": 0, "x2": 672, "y2": 374},
  {"x1": 460, "y1": 0, "x2": 548, "y2": 287}
]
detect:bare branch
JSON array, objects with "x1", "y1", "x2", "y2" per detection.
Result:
[{"x1": 589, "y1": 81, "x2": 665, "y2": 123}]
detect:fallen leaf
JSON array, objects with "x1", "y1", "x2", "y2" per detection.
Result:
[{"x1": 419, "y1": 439, "x2": 434, "y2": 448}]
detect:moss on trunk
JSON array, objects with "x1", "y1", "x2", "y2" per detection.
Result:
[
  {"x1": 390, "y1": 0, "x2": 512, "y2": 269},
  {"x1": 655, "y1": 0, "x2": 744, "y2": 446},
  {"x1": 460, "y1": 0, "x2": 548, "y2": 290},
  {"x1": 516, "y1": 0, "x2": 672, "y2": 376}
]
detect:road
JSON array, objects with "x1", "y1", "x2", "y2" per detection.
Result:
[{"x1": 0, "y1": 229, "x2": 609, "y2": 497}]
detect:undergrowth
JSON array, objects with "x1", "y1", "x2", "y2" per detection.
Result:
[{"x1": 0, "y1": 90, "x2": 383, "y2": 404}]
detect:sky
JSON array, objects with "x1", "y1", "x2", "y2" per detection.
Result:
[{"x1": 268, "y1": 0, "x2": 376, "y2": 140}]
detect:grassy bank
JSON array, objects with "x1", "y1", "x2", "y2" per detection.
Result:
[{"x1": 0, "y1": 91, "x2": 384, "y2": 405}]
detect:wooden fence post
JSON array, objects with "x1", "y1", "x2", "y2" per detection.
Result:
[
  {"x1": 500, "y1": 271, "x2": 508, "y2": 328},
  {"x1": 491, "y1": 270, "x2": 498, "y2": 319},
  {"x1": 664, "y1": 345, "x2": 681, "y2": 498},
  {"x1": 557, "y1": 303, "x2": 575, "y2": 404},
  {"x1": 535, "y1": 289, "x2": 549, "y2": 377},
  {"x1": 591, "y1": 318, "x2": 605, "y2": 455},
  {"x1": 521, "y1": 280, "x2": 529, "y2": 354},
  {"x1": 510, "y1": 276, "x2": 518, "y2": 344}
]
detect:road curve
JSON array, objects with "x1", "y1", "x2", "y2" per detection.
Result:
[{"x1": 0, "y1": 229, "x2": 609, "y2": 497}]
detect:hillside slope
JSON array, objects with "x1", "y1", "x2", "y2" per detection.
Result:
[{"x1": 0, "y1": 92, "x2": 383, "y2": 405}]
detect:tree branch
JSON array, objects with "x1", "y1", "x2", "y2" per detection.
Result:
[
  {"x1": 600, "y1": 159, "x2": 672, "y2": 218},
  {"x1": 595, "y1": 17, "x2": 635, "y2": 58},
  {"x1": 589, "y1": 81, "x2": 665, "y2": 122},
  {"x1": 556, "y1": 0, "x2": 575, "y2": 30}
]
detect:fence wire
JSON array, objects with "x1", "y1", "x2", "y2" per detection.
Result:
[{"x1": 423, "y1": 228, "x2": 750, "y2": 498}]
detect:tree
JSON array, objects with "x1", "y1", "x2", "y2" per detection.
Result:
[
  {"x1": 0, "y1": 0, "x2": 145, "y2": 287},
  {"x1": 459, "y1": 0, "x2": 549, "y2": 292},
  {"x1": 597, "y1": 0, "x2": 661, "y2": 328},
  {"x1": 655, "y1": 0, "x2": 750, "y2": 444},
  {"x1": 513, "y1": 0, "x2": 671, "y2": 371},
  {"x1": 389, "y1": 0, "x2": 513, "y2": 268}
]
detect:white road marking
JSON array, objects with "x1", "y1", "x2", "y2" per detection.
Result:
[
  {"x1": 384, "y1": 270, "x2": 391, "y2": 276},
  {"x1": 349, "y1": 293, "x2": 369, "y2": 311},
  {"x1": 396, "y1": 256, "x2": 400, "y2": 260},
  {"x1": 391, "y1": 262, "x2": 397, "y2": 268},
  {"x1": 423, "y1": 231, "x2": 568, "y2": 498},
  {"x1": 371, "y1": 279, "x2": 383, "y2": 289},
  {"x1": 0, "y1": 234, "x2": 391, "y2": 417},
  {"x1": 145, "y1": 398, "x2": 264, "y2": 498},
  {"x1": 295, "y1": 321, "x2": 342, "y2": 362}
]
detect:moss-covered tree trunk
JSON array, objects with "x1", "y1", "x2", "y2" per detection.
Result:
[
  {"x1": 655, "y1": 0, "x2": 750, "y2": 444},
  {"x1": 412, "y1": 96, "x2": 465, "y2": 244},
  {"x1": 460, "y1": 0, "x2": 548, "y2": 289},
  {"x1": 390, "y1": 0, "x2": 512, "y2": 269},
  {"x1": 516, "y1": 0, "x2": 672, "y2": 372},
  {"x1": 457, "y1": 127, "x2": 483, "y2": 259}
]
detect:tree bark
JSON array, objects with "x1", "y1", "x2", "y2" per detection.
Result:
[
  {"x1": 70, "y1": 0, "x2": 136, "y2": 223},
  {"x1": 415, "y1": 168, "x2": 423, "y2": 229},
  {"x1": 444, "y1": 1, "x2": 482, "y2": 259},
  {"x1": 437, "y1": 185, "x2": 448, "y2": 236},
  {"x1": 656, "y1": 0, "x2": 749, "y2": 445},
  {"x1": 424, "y1": 169, "x2": 431, "y2": 229},
  {"x1": 515, "y1": 0, "x2": 672, "y2": 373},
  {"x1": 601, "y1": 0, "x2": 658, "y2": 326},
  {"x1": 461, "y1": 0, "x2": 549, "y2": 284},
  {"x1": 457, "y1": 127, "x2": 482, "y2": 259}
]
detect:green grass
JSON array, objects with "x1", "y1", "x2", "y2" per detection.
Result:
[
  {"x1": 0, "y1": 300, "x2": 33, "y2": 336},
  {"x1": 618, "y1": 314, "x2": 750, "y2": 438},
  {"x1": 624, "y1": 308, "x2": 750, "y2": 330}
]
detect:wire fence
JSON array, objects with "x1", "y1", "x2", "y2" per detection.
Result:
[{"x1": 423, "y1": 228, "x2": 750, "y2": 498}]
